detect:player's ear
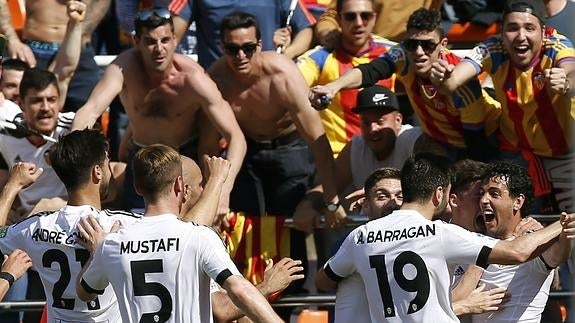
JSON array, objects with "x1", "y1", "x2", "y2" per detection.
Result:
[
  {"x1": 449, "y1": 193, "x2": 458, "y2": 208},
  {"x1": 174, "y1": 175, "x2": 184, "y2": 197},
  {"x1": 92, "y1": 164, "x2": 103, "y2": 183}
]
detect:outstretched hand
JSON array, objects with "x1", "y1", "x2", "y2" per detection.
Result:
[
  {"x1": 464, "y1": 284, "x2": 508, "y2": 314},
  {"x1": 258, "y1": 258, "x2": 305, "y2": 298}
]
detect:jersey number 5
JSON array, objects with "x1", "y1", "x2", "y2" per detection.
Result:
[
  {"x1": 130, "y1": 259, "x2": 173, "y2": 323},
  {"x1": 369, "y1": 251, "x2": 430, "y2": 317},
  {"x1": 42, "y1": 249, "x2": 101, "y2": 310}
]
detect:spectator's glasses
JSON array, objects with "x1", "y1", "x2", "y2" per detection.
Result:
[
  {"x1": 340, "y1": 11, "x2": 375, "y2": 23},
  {"x1": 223, "y1": 42, "x2": 258, "y2": 56},
  {"x1": 402, "y1": 39, "x2": 439, "y2": 54},
  {"x1": 135, "y1": 8, "x2": 172, "y2": 22}
]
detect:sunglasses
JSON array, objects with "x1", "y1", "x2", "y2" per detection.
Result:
[
  {"x1": 136, "y1": 8, "x2": 172, "y2": 22},
  {"x1": 340, "y1": 11, "x2": 375, "y2": 22},
  {"x1": 402, "y1": 39, "x2": 439, "y2": 53},
  {"x1": 223, "y1": 43, "x2": 258, "y2": 56}
]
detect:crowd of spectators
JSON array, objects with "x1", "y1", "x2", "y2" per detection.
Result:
[{"x1": 0, "y1": 0, "x2": 574, "y2": 322}]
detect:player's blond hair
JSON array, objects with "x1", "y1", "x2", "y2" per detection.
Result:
[{"x1": 133, "y1": 144, "x2": 182, "y2": 201}]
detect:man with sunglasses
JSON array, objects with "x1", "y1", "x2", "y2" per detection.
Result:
[
  {"x1": 144, "y1": 0, "x2": 316, "y2": 68},
  {"x1": 297, "y1": 0, "x2": 396, "y2": 158},
  {"x1": 310, "y1": 8, "x2": 500, "y2": 162},
  {"x1": 208, "y1": 11, "x2": 346, "y2": 294},
  {"x1": 72, "y1": 8, "x2": 247, "y2": 215},
  {"x1": 430, "y1": 0, "x2": 575, "y2": 214}
]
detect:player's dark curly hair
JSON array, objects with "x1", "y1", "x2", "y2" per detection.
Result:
[
  {"x1": 482, "y1": 160, "x2": 534, "y2": 217},
  {"x1": 401, "y1": 153, "x2": 452, "y2": 204},
  {"x1": 406, "y1": 8, "x2": 445, "y2": 38}
]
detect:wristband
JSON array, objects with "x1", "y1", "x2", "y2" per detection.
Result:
[{"x1": 0, "y1": 271, "x2": 15, "y2": 287}]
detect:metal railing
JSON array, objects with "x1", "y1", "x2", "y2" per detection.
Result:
[{"x1": 1, "y1": 291, "x2": 573, "y2": 312}]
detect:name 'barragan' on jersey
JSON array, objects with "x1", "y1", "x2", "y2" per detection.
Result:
[
  {"x1": 120, "y1": 238, "x2": 180, "y2": 254},
  {"x1": 358, "y1": 224, "x2": 436, "y2": 244}
]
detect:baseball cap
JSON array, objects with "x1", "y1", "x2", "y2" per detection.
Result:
[
  {"x1": 503, "y1": 0, "x2": 546, "y2": 23},
  {"x1": 351, "y1": 85, "x2": 399, "y2": 114}
]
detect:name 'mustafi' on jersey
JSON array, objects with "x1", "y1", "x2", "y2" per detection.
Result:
[
  {"x1": 357, "y1": 223, "x2": 436, "y2": 244},
  {"x1": 120, "y1": 238, "x2": 180, "y2": 254}
]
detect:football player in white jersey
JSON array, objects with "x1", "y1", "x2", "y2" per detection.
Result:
[
  {"x1": 334, "y1": 167, "x2": 403, "y2": 323},
  {"x1": 0, "y1": 129, "x2": 140, "y2": 322},
  {"x1": 470, "y1": 161, "x2": 573, "y2": 322},
  {"x1": 316, "y1": 153, "x2": 574, "y2": 322},
  {"x1": 77, "y1": 144, "x2": 283, "y2": 322}
]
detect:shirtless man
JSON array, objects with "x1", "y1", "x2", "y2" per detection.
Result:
[
  {"x1": 0, "y1": 0, "x2": 110, "y2": 110},
  {"x1": 71, "y1": 8, "x2": 246, "y2": 212},
  {"x1": 209, "y1": 11, "x2": 344, "y2": 224},
  {"x1": 208, "y1": 14, "x2": 345, "y2": 290}
]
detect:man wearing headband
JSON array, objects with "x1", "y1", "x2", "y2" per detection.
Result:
[{"x1": 430, "y1": 0, "x2": 575, "y2": 214}]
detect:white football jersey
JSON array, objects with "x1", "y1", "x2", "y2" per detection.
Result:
[
  {"x1": 0, "y1": 205, "x2": 140, "y2": 322},
  {"x1": 324, "y1": 209, "x2": 499, "y2": 323},
  {"x1": 0, "y1": 112, "x2": 74, "y2": 213},
  {"x1": 472, "y1": 257, "x2": 554, "y2": 323},
  {"x1": 334, "y1": 273, "x2": 371, "y2": 323},
  {"x1": 80, "y1": 213, "x2": 242, "y2": 323}
]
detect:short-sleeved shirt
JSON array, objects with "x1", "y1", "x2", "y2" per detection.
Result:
[
  {"x1": 160, "y1": 0, "x2": 316, "y2": 68},
  {"x1": 334, "y1": 272, "x2": 371, "y2": 323},
  {"x1": 472, "y1": 257, "x2": 554, "y2": 322},
  {"x1": 376, "y1": 46, "x2": 500, "y2": 148},
  {"x1": 464, "y1": 28, "x2": 575, "y2": 157},
  {"x1": 324, "y1": 209, "x2": 498, "y2": 322},
  {"x1": 350, "y1": 124, "x2": 421, "y2": 189},
  {"x1": 80, "y1": 213, "x2": 242, "y2": 323},
  {"x1": 297, "y1": 36, "x2": 396, "y2": 156},
  {"x1": 0, "y1": 112, "x2": 74, "y2": 213},
  {"x1": 0, "y1": 205, "x2": 140, "y2": 322}
]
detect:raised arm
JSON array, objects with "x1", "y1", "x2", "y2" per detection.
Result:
[
  {"x1": 221, "y1": 275, "x2": 283, "y2": 323},
  {"x1": 309, "y1": 57, "x2": 392, "y2": 109},
  {"x1": 279, "y1": 56, "x2": 346, "y2": 227},
  {"x1": 72, "y1": 58, "x2": 126, "y2": 130},
  {"x1": 0, "y1": 162, "x2": 43, "y2": 226},
  {"x1": 212, "y1": 258, "x2": 304, "y2": 322},
  {"x1": 83, "y1": 0, "x2": 111, "y2": 37},
  {"x1": 180, "y1": 156, "x2": 231, "y2": 225},
  {"x1": 488, "y1": 219, "x2": 564, "y2": 265},
  {"x1": 430, "y1": 59, "x2": 478, "y2": 94},
  {"x1": 49, "y1": 0, "x2": 86, "y2": 109},
  {"x1": 539, "y1": 212, "x2": 574, "y2": 268},
  {"x1": 190, "y1": 72, "x2": 246, "y2": 215},
  {"x1": 0, "y1": 0, "x2": 36, "y2": 66}
]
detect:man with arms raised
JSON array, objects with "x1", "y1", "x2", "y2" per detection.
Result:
[
  {"x1": 309, "y1": 8, "x2": 500, "y2": 161},
  {"x1": 208, "y1": 13, "x2": 345, "y2": 291},
  {"x1": 77, "y1": 144, "x2": 282, "y2": 323},
  {"x1": 316, "y1": 153, "x2": 575, "y2": 322},
  {"x1": 430, "y1": 0, "x2": 575, "y2": 211},
  {"x1": 72, "y1": 8, "x2": 246, "y2": 213}
]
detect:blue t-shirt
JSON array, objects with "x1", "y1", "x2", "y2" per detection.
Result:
[{"x1": 155, "y1": 0, "x2": 315, "y2": 68}]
